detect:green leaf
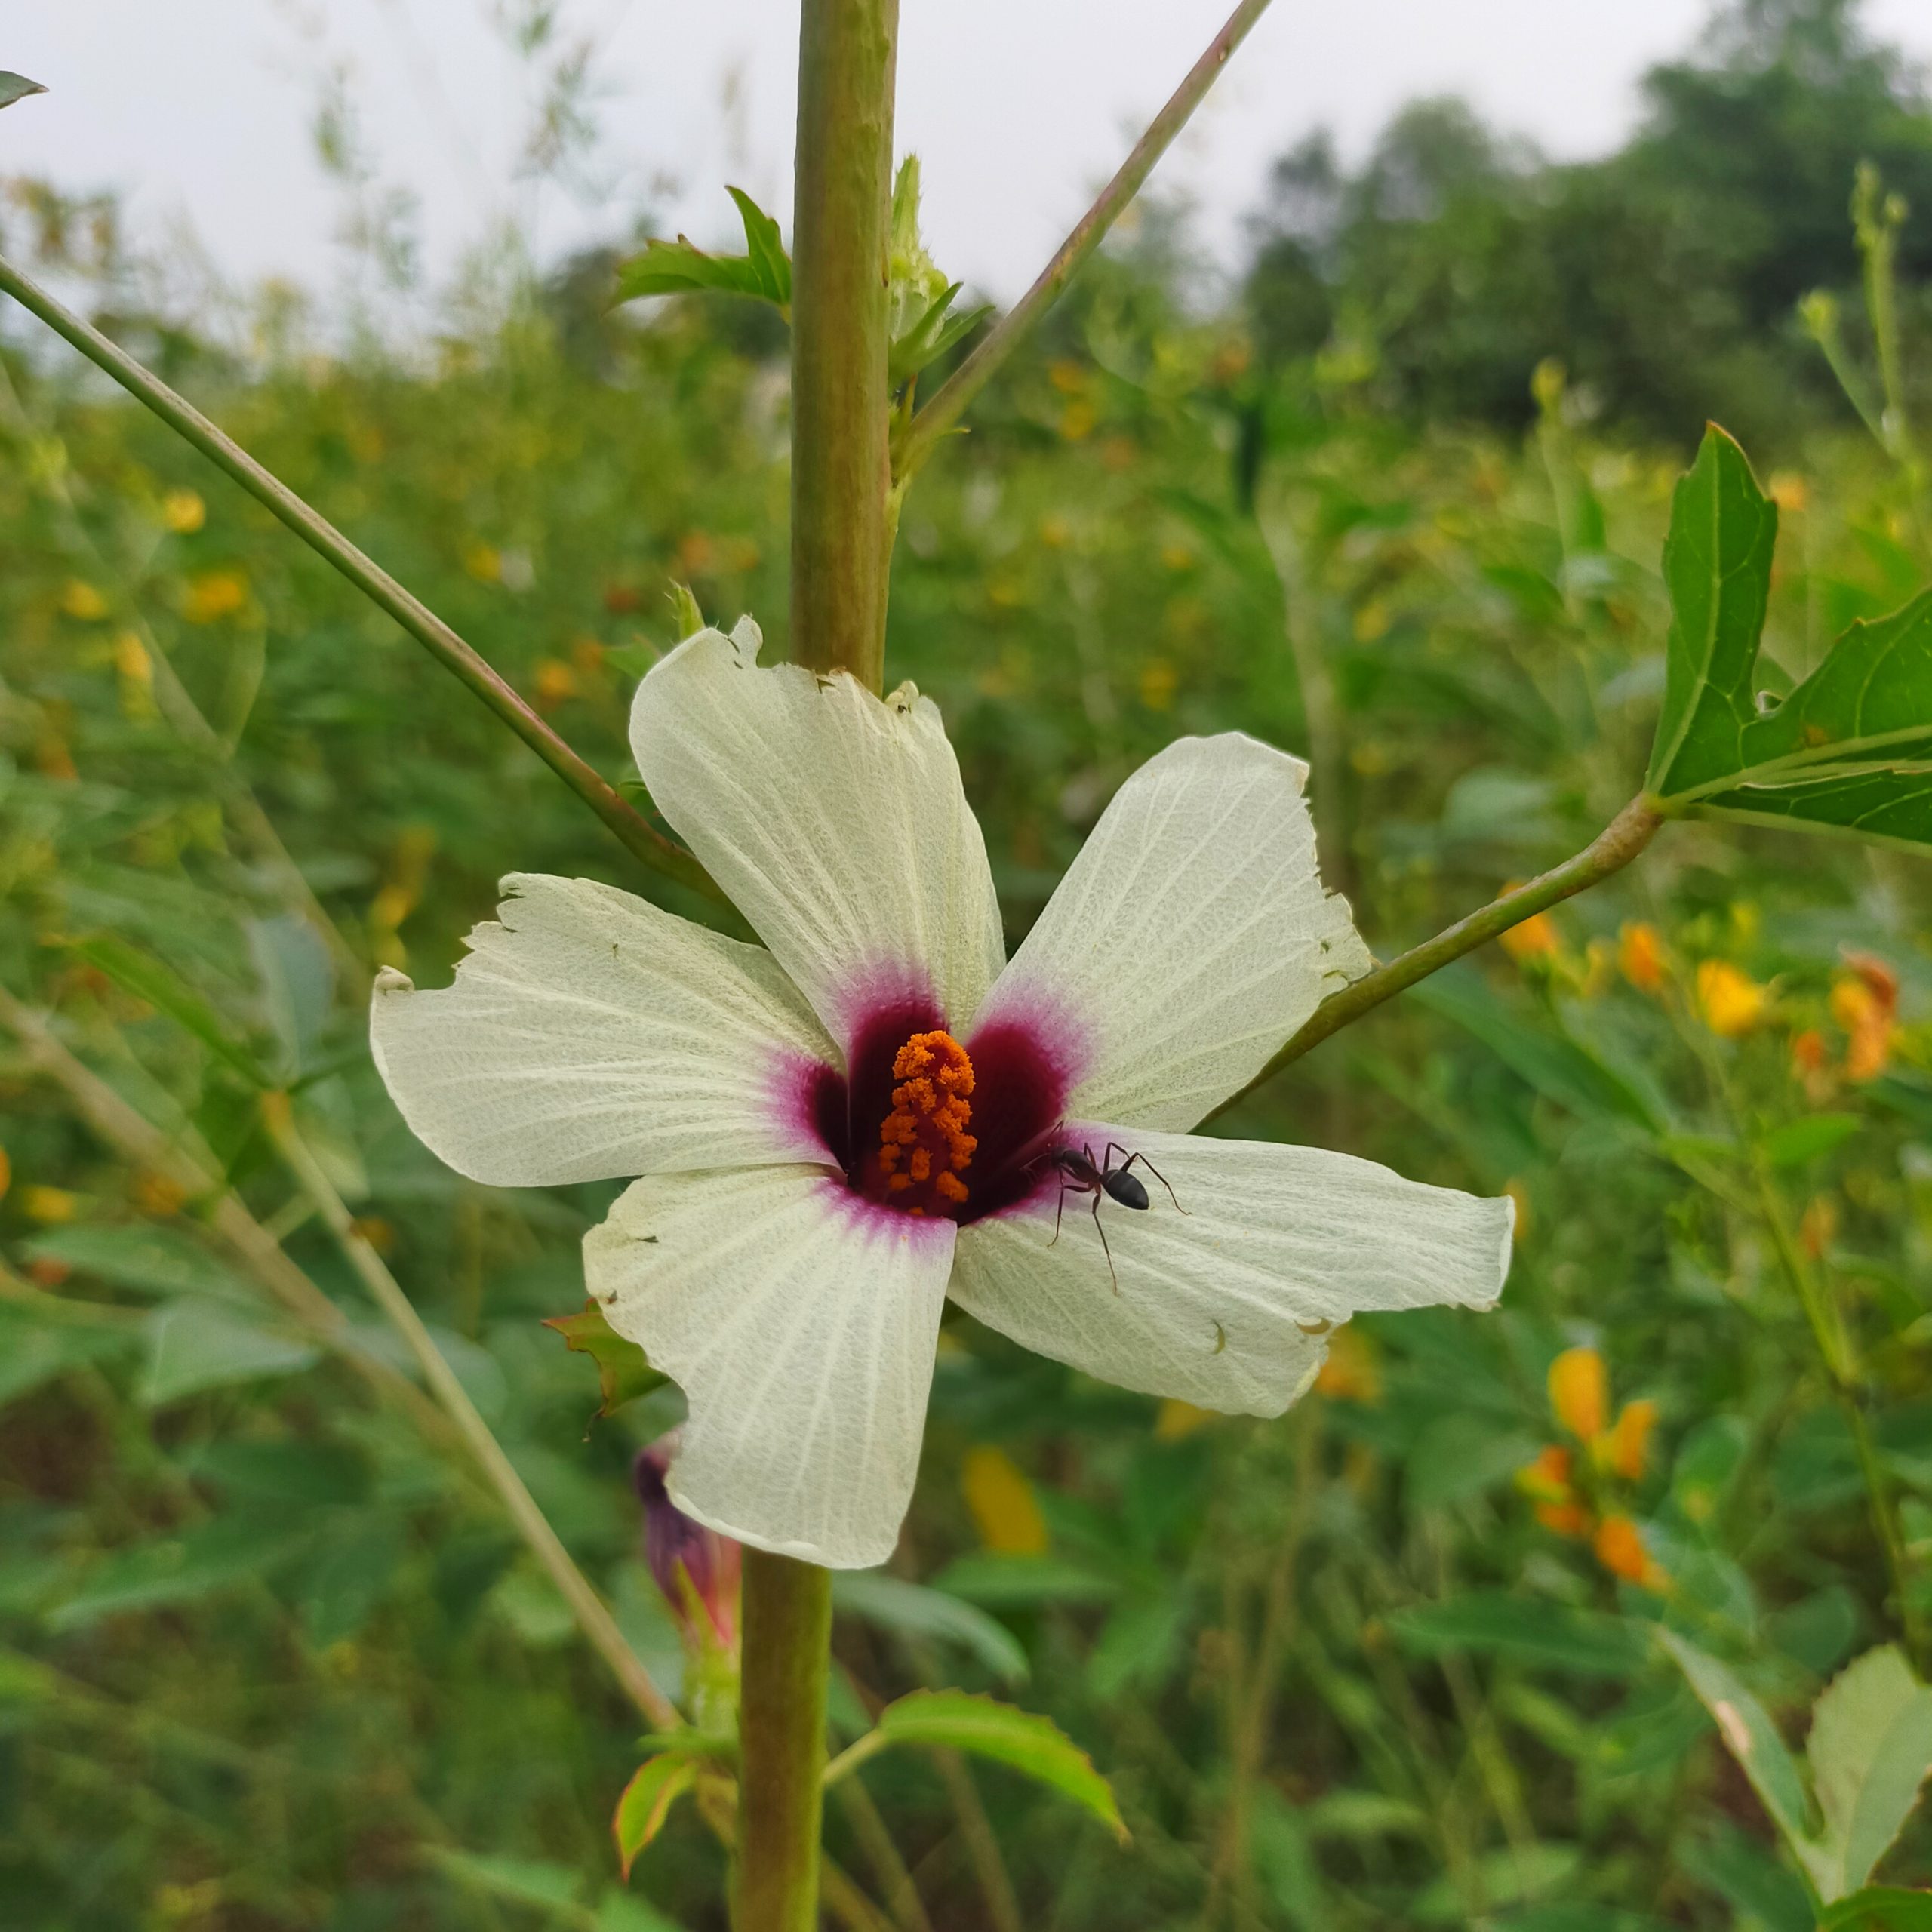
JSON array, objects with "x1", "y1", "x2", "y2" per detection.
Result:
[
  {"x1": 0, "y1": 74, "x2": 47, "y2": 111},
  {"x1": 143, "y1": 1300, "x2": 321, "y2": 1404},
  {"x1": 831, "y1": 1571, "x2": 1029, "y2": 1684},
  {"x1": 1822, "y1": 1890, "x2": 1932, "y2": 1930},
  {"x1": 1647, "y1": 428, "x2": 1932, "y2": 850},
  {"x1": 24, "y1": 1223, "x2": 256, "y2": 1306},
  {"x1": 611, "y1": 1754, "x2": 699, "y2": 1879},
  {"x1": 63, "y1": 932, "x2": 270, "y2": 1086},
  {"x1": 0, "y1": 1305, "x2": 134, "y2": 1407},
  {"x1": 1647, "y1": 425, "x2": 1781, "y2": 797},
  {"x1": 928, "y1": 1551, "x2": 1120, "y2": 1608},
  {"x1": 614, "y1": 189, "x2": 789, "y2": 311},
  {"x1": 47, "y1": 1514, "x2": 314, "y2": 1631},
  {"x1": 1411, "y1": 969, "x2": 1666, "y2": 1131},
  {"x1": 724, "y1": 186, "x2": 791, "y2": 304},
  {"x1": 1809, "y1": 1645, "x2": 1932, "y2": 1899},
  {"x1": 1660, "y1": 1631, "x2": 1818, "y2": 1857},
  {"x1": 430, "y1": 1848, "x2": 586, "y2": 1915},
  {"x1": 863, "y1": 1689, "x2": 1125, "y2": 1840},
  {"x1": 1387, "y1": 1592, "x2": 1651, "y2": 1678},
  {"x1": 1761, "y1": 1113, "x2": 1862, "y2": 1168},
  {"x1": 543, "y1": 1302, "x2": 666, "y2": 1417}
]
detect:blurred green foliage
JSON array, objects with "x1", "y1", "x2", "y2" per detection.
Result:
[{"x1": 8, "y1": 2, "x2": 1932, "y2": 1927}]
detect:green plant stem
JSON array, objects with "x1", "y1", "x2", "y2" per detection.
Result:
[
  {"x1": 894, "y1": 0, "x2": 1274, "y2": 485},
  {"x1": 789, "y1": 0, "x2": 899, "y2": 685},
  {"x1": 260, "y1": 1097, "x2": 685, "y2": 1733},
  {"x1": 737, "y1": 1550, "x2": 835, "y2": 1932},
  {"x1": 0, "y1": 254, "x2": 718, "y2": 903},
  {"x1": 740, "y1": 0, "x2": 900, "y2": 1919},
  {"x1": 1751, "y1": 1156, "x2": 1923, "y2": 1663},
  {"x1": 1204, "y1": 794, "x2": 1664, "y2": 1123}
]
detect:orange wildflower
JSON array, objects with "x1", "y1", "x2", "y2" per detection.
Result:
[
  {"x1": 1832, "y1": 954, "x2": 1899, "y2": 1082},
  {"x1": 1617, "y1": 922, "x2": 1666, "y2": 993},
  {"x1": 1315, "y1": 1326, "x2": 1381, "y2": 1404},
  {"x1": 1604, "y1": 1398, "x2": 1658, "y2": 1481},
  {"x1": 1594, "y1": 1515, "x2": 1667, "y2": 1590}
]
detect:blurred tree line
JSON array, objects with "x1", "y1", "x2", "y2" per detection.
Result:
[{"x1": 1241, "y1": 0, "x2": 1932, "y2": 445}]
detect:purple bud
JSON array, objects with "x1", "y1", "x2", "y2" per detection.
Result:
[{"x1": 633, "y1": 1437, "x2": 740, "y2": 1650}]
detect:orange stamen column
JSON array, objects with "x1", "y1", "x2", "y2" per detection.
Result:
[{"x1": 875, "y1": 1030, "x2": 977, "y2": 1212}]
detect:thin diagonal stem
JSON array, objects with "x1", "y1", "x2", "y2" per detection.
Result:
[
  {"x1": 1204, "y1": 795, "x2": 1663, "y2": 1124},
  {"x1": 0, "y1": 359, "x2": 364, "y2": 986},
  {"x1": 260, "y1": 1097, "x2": 685, "y2": 1733},
  {"x1": 0, "y1": 254, "x2": 719, "y2": 903},
  {"x1": 894, "y1": 0, "x2": 1274, "y2": 483}
]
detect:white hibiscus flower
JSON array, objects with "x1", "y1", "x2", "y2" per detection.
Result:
[{"x1": 371, "y1": 622, "x2": 1512, "y2": 1569}]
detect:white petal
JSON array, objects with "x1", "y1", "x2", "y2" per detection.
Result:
[
  {"x1": 948, "y1": 1127, "x2": 1510, "y2": 1415},
  {"x1": 629, "y1": 620, "x2": 1005, "y2": 1044},
  {"x1": 974, "y1": 735, "x2": 1369, "y2": 1131},
  {"x1": 371, "y1": 873, "x2": 834, "y2": 1186},
  {"x1": 588, "y1": 1166, "x2": 955, "y2": 1568}
]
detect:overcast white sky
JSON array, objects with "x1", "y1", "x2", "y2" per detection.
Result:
[{"x1": 7, "y1": 0, "x2": 1932, "y2": 306}]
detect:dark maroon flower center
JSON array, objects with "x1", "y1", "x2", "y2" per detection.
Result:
[{"x1": 804, "y1": 994, "x2": 1072, "y2": 1224}]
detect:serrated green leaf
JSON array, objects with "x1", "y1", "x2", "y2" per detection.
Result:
[
  {"x1": 543, "y1": 1301, "x2": 665, "y2": 1417},
  {"x1": 1761, "y1": 1113, "x2": 1862, "y2": 1168},
  {"x1": 0, "y1": 74, "x2": 47, "y2": 111},
  {"x1": 611, "y1": 1754, "x2": 698, "y2": 1879},
  {"x1": 1647, "y1": 429, "x2": 1932, "y2": 849},
  {"x1": 1647, "y1": 425, "x2": 1780, "y2": 797},
  {"x1": 614, "y1": 189, "x2": 789, "y2": 312},
  {"x1": 858, "y1": 1689, "x2": 1125, "y2": 1840},
  {"x1": 1660, "y1": 1631, "x2": 1819, "y2": 1858},
  {"x1": 724, "y1": 186, "x2": 790, "y2": 305},
  {"x1": 1387, "y1": 1592, "x2": 1651, "y2": 1678},
  {"x1": 1809, "y1": 1645, "x2": 1932, "y2": 1899},
  {"x1": 830, "y1": 1571, "x2": 1029, "y2": 1684},
  {"x1": 63, "y1": 933, "x2": 270, "y2": 1086}
]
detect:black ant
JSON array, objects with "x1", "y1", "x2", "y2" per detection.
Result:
[{"x1": 1033, "y1": 1140, "x2": 1186, "y2": 1291}]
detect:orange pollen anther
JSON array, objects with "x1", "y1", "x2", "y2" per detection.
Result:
[{"x1": 876, "y1": 1031, "x2": 977, "y2": 1207}]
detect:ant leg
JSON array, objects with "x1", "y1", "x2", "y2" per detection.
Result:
[
  {"x1": 1048, "y1": 1176, "x2": 1068, "y2": 1248},
  {"x1": 1091, "y1": 1192, "x2": 1118, "y2": 1294},
  {"x1": 1121, "y1": 1150, "x2": 1188, "y2": 1215}
]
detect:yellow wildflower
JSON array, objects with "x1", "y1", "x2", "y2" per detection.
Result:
[
  {"x1": 182, "y1": 570, "x2": 248, "y2": 624},
  {"x1": 961, "y1": 1446, "x2": 1048, "y2": 1555},
  {"x1": 161, "y1": 488, "x2": 206, "y2": 533},
  {"x1": 1604, "y1": 1398, "x2": 1658, "y2": 1481},
  {"x1": 1549, "y1": 1346, "x2": 1609, "y2": 1443},
  {"x1": 1697, "y1": 959, "x2": 1767, "y2": 1037}
]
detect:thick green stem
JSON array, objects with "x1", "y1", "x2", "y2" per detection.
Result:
[
  {"x1": 895, "y1": 0, "x2": 1273, "y2": 485},
  {"x1": 790, "y1": 0, "x2": 899, "y2": 687},
  {"x1": 0, "y1": 254, "x2": 718, "y2": 903},
  {"x1": 737, "y1": 1551, "x2": 835, "y2": 1931},
  {"x1": 1204, "y1": 794, "x2": 1664, "y2": 1124},
  {"x1": 746, "y1": 0, "x2": 898, "y2": 1911}
]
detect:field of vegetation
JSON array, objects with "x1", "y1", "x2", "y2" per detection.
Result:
[{"x1": 7, "y1": 3, "x2": 1932, "y2": 1927}]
